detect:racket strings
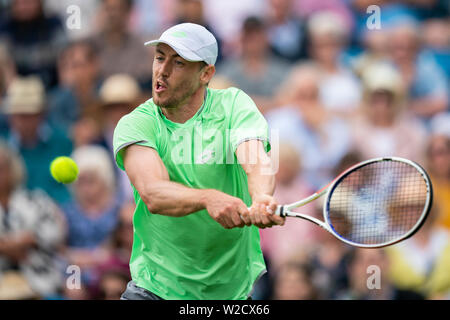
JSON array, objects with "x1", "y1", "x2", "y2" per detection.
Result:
[{"x1": 328, "y1": 160, "x2": 428, "y2": 245}]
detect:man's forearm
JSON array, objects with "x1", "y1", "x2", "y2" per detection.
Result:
[
  {"x1": 140, "y1": 180, "x2": 212, "y2": 217},
  {"x1": 236, "y1": 140, "x2": 276, "y2": 199},
  {"x1": 248, "y1": 174, "x2": 275, "y2": 200},
  {"x1": 246, "y1": 165, "x2": 276, "y2": 200}
]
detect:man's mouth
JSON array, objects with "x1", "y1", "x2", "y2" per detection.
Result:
[{"x1": 155, "y1": 80, "x2": 168, "y2": 93}]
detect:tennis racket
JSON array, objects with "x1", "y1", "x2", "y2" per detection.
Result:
[{"x1": 272, "y1": 157, "x2": 433, "y2": 248}]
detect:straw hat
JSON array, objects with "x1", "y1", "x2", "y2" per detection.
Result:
[
  {"x1": 3, "y1": 76, "x2": 45, "y2": 114},
  {"x1": 361, "y1": 62, "x2": 405, "y2": 109},
  {"x1": 99, "y1": 74, "x2": 141, "y2": 107}
]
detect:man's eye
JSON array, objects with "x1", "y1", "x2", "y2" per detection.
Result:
[
  {"x1": 175, "y1": 60, "x2": 184, "y2": 66},
  {"x1": 156, "y1": 56, "x2": 164, "y2": 61}
]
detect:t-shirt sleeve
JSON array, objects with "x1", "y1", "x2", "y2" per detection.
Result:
[
  {"x1": 113, "y1": 109, "x2": 159, "y2": 171},
  {"x1": 229, "y1": 89, "x2": 271, "y2": 153}
]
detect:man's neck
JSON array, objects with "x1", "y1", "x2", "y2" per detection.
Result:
[{"x1": 161, "y1": 87, "x2": 207, "y2": 124}]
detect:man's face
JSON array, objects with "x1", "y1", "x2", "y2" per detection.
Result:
[
  {"x1": 177, "y1": 0, "x2": 204, "y2": 23},
  {"x1": 59, "y1": 44, "x2": 98, "y2": 87},
  {"x1": 9, "y1": 113, "x2": 42, "y2": 143},
  {"x1": 103, "y1": 0, "x2": 130, "y2": 32},
  {"x1": 12, "y1": 0, "x2": 41, "y2": 22},
  {"x1": 311, "y1": 33, "x2": 342, "y2": 65},
  {"x1": 428, "y1": 136, "x2": 450, "y2": 177},
  {"x1": 388, "y1": 27, "x2": 417, "y2": 62},
  {"x1": 368, "y1": 90, "x2": 395, "y2": 122},
  {"x1": 152, "y1": 43, "x2": 205, "y2": 109},
  {"x1": 242, "y1": 29, "x2": 268, "y2": 57},
  {"x1": 74, "y1": 170, "x2": 107, "y2": 203}
]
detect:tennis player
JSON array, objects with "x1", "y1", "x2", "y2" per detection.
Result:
[{"x1": 114, "y1": 23, "x2": 285, "y2": 300}]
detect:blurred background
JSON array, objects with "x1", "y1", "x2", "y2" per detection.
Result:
[{"x1": 0, "y1": 0, "x2": 449, "y2": 300}]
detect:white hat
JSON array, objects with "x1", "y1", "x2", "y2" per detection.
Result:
[
  {"x1": 100, "y1": 74, "x2": 141, "y2": 106},
  {"x1": 145, "y1": 23, "x2": 218, "y2": 66},
  {"x1": 4, "y1": 76, "x2": 45, "y2": 114},
  {"x1": 71, "y1": 145, "x2": 116, "y2": 193},
  {"x1": 362, "y1": 63, "x2": 403, "y2": 95}
]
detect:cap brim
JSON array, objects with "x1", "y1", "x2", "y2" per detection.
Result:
[{"x1": 144, "y1": 39, "x2": 204, "y2": 63}]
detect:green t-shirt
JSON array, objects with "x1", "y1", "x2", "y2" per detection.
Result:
[{"x1": 113, "y1": 87, "x2": 270, "y2": 300}]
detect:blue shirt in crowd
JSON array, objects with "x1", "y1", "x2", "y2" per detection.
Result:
[{"x1": 62, "y1": 200, "x2": 121, "y2": 249}]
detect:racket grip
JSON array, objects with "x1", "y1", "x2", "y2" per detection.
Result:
[
  {"x1": 273, "y1": 205, "x2": 284, "y2": 217},
  {"x1": 243, "y1": 205, "x2": 284, "y2": 217}
]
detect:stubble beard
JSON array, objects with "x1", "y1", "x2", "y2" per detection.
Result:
[{"x1": 153, "y1": 80, "x2": 199, "y2": 110}]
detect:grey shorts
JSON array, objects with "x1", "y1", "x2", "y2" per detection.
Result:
[
  {"x1": 120, "y1": 280, "x2": 254, "y2": 300},
  {"x1": 120, "y1": 281, "x2": 164, "y2": 300}
]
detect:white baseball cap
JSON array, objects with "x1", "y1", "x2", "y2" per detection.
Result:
[{"x1": 145, "y1": 23, "x2": 218, "y2": 66}]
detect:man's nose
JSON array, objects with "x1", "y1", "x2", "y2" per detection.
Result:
[{"x1": 159, "y1": 61, "x2": 171, "y2": 78}]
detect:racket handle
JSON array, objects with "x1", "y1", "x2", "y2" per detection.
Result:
[
  {"x1": 243, "y1": 205, "x2": 284, "y2": 217},
  {"x1": 273, "y1": 205, "x2": 284, "y2": 217}
]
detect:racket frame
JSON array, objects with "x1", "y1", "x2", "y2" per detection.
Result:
[{"x1": 277, "y1": 156, "x2": 433, "y2": 248}]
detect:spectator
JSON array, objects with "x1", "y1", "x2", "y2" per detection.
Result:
[
  {"x1": 387, "y1": 20, "x2": 448, "y2": 121},
  {"x1": 421, "y1": 18, "x2": 450, "y2": 79},
  {"x1": 63, "y1": 145, "x2": 120, "y2": 250},
  {"x1": 201, "y1": 0, "x2": 266, "y2": 51},
  {"x1": 337, "y1": 249, "x2": 424, "y2": 300},
  {"x1": 307, "y1": 11, "x2": 361, "y2": 115},
  {"x1": 49, "y1": 40, "x2": 102, "y2": 133},
  {"x1": 0, "y1": 0, "x2": 67, "y2": 89},
  {"x1": 425, "y1": 134, "x2": 450, "y2": 231},
  {"x1": 99, "y1": 74, "x2": 142, "y2": 152},
  {"x1": 97, "y1": 268, "x2": 130, "y2": 300},
  {"x1": 98, "y1": 74, "x2": 143, "y2": 202},
  {"x1": 91, "y1": 0, "x2": 152, "y2": 87},
  {"x1": 293, "y1": 0, "x2": 354, "y2": 32},
  {"x1": 60, "y1": 280, "x2": 91, "y2": 300},
  {"x1": 351, "y1": 28, "x2": 390, "y2": 79},
  {"x1": 217, "y1": 16, "x2": 291, "y2": 113},
  {"x1": 130, "y1": 0, "x2": 168, "y2": 38},
  {"x1": 0, "y1": 44, "x2": 15, "y2": 101},
  {"x1": 304, "y1": 151, "x2": 363, "y2": 299},
  {"x1": 106, "y1": 202, "x2": 135, "y2": 269},
  {"x1": 307, "y1": 206, "x2": 353, "y2": 299},
  {"x1": 351, "y1": 63, "x2": 427, "y2": 163},
  {"x1": 62, "y1": 145, "x2": 121, "y2": 290},
  {"x1": 349, "y1": 0, "x2": 416, "y2": 49},
  {"x1": 0, "y1": 141, "x2": 65, "y2": 299},
  {"x1": 267, "y1": 64, "x2": 351, "y2": 189},
  {"x1": 1, "y1": 76, "x2": 73, "y2": 204},
  {"x1": 172, "y1": 0, "x2": 223, "y2": 64},
  {"x1": 265, "y1": 0, "x2": 309, "y2": 62},
  {"x1": 92, "y1": 202, "x2": 134, "y2": 299},
  {"x1": 272, "y1": 262, "x2": 320, "y2": 300},
  {"x1": 386, "y1": 206, "x2": 450, "y2": 299},
  {"x1": 0, "y1": 44, "x2": 16, "y2": 135},
  {"x1": 260, "y1": 143, "x2": 316, "y2": 269}
]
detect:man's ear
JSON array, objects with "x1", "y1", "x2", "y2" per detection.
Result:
[{"x1": 200, "y1": 65, "x2": 215, "y2": 85}]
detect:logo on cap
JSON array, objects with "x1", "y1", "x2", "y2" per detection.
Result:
[{"x1": 171, "y1": 31, "x2": 187, "y2": 38}]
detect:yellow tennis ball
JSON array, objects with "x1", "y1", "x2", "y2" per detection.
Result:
[{"x1": 50, "y1": 156, "x2": 79, "y2": 184}]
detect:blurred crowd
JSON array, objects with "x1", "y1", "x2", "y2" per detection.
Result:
[{"x1": 0, "y1": 0, "x2": 449, "y2": 300}]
